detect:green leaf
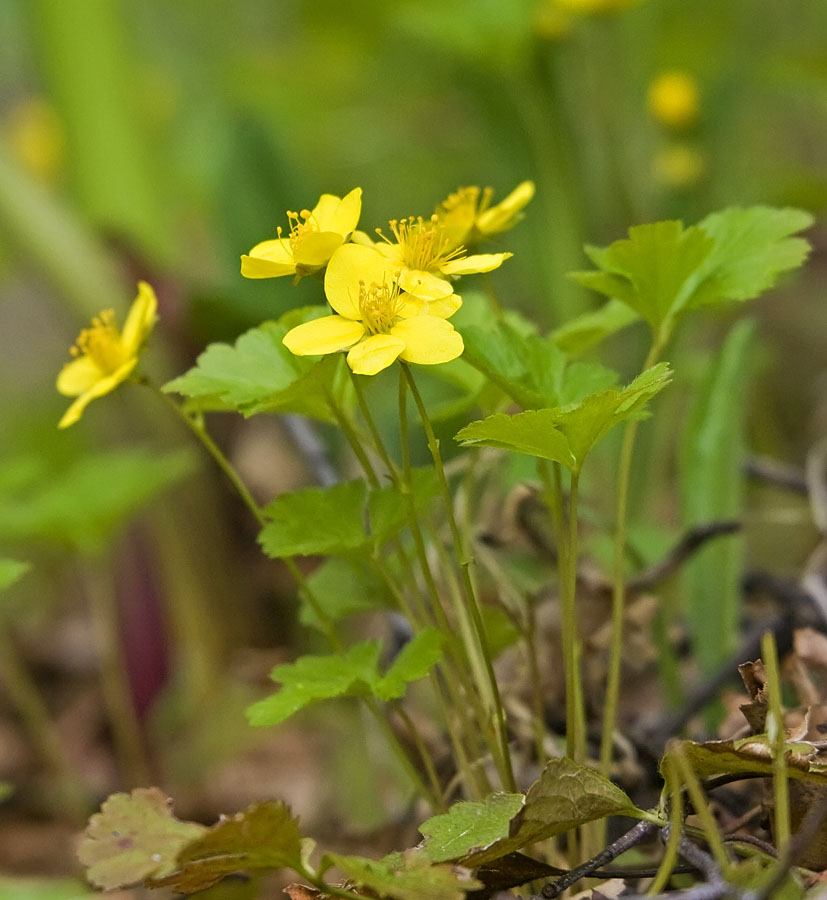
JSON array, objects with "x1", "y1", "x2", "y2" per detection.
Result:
[
  {"x1": 259, "y1": 479, "x2": 370, "y2": 558},
  {"x1": 300, "y1": 557, "x2": 394, "y2": 630},
  {"x1": 461, "y1": 758, "x2": 639, "y2": 866},
  {"x1": 325, "y1": 851, "x2": 481, "y2": 900},
  {"x1": 670, "y1": 739, "x2": 827, "y2": 784},
  {"x1": 0, "y1": 877, "x2": 96, "y2": 900},
  {"x1": 420, "y1": 793, "x2": 525, "y2": 863},
  {"x1": 680, "y1": 320, "x2": 755, "y2": 675},
  {"x1": 694, "y1": 206, "x2": 813, "y2": 305},
  {"x1": 77, "y1": 788, "x2": 207, "y2": 890},
  {"x1": 0, "y1": 448, "x2": 195, "y2": 555},
  {"x1": 455, "y1": 410, "x2": 575, "y2": 468},
  {"x1": 375, "y1": 628, "x2": 443, "y2": 700},
  {"x1": 553, "y1": 363, "x2": 672, "y2": 468},
  {"x1": 150, "y1": 801, "x2": 303, "y2": 894},
  {"x1": 551, "y1": 298, "x2": 641, "y2": 355},
  {"x1": 570, "y1": 221, "x2": 714, "y2": 334},
  {"x1": 246, "y1": 641, "x2": 382, "y2": 727},
  {"x1": 368, "y1": 468, "x2": 439, "y2": 548},
  {"x1": 456, "y1": 364, "x2": 671, "y2": 474},
  {"x1": 163, "y1": 309, "x2": 349, "y2": 423},
  {"x1": 0, "y1": 558, "x2": 30, "y2": 592}
]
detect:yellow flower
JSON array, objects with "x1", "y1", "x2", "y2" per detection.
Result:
[
  {"x1": 653, "y1": 142, "x2": 705, "y2": 189},
  {"x1": 373, "y1": 215, "x2": 512, "y2": 301},
  {"x1": 282, "y1": 244, "x2": 464, "y2": 376},
  {"x1": 241, "y1": 188, "x2": 362, "y2": 280},
  {"x1": 56, "y1": 282, "x2": 158, "y2": 429},
  {"x1": 555, "y1": 0, "x2": 641, "y2": 13},
  {"x1": 436, "y1": 181, "x2": 535, "y2": 249},
  {"x1": 647, "y1": 71, "x2": 700, "y2": 131}
]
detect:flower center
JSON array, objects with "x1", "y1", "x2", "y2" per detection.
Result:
[
  {"x1": 358, "y1": 280, "x2": 401, "y2": 334},
  {"x1": 72, "y1": 310, "x2": 127, "y2": 373},
  {"x1": 379, "y1": 215, "x2": 465, "y2": 272},
  {"x1": 279, "y1": 208, "x2": 319, "y2": 252}
]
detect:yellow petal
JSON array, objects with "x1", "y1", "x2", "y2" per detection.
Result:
[
  {"x1": 346, "y1": 334, "x2": 405, "y2": 375},
  {"x1": 393, "y1": 317, "x2": 464, "y2": 365},
  {"x1": 283, "y1": 315, "x2": 365, "y2": 356},
  {"x1": 292, "y1": 231, "x2": 344, "y2": 267},
  {"x1": 398, "y1": 268, "x2": 454, "y2": 300},
  {"x1": 440, "y1": 252, "x2": 512, "y2": 276},
  {"x1": 330, "y1": 187, "x2": 362, "y2": 235},
  {"x1": 324, "y1": 244, "x2": 396, "y2": 319},
  {"x1": 395, "y1": 293, "x2": 426, "y2": 318},
  {"x1": 476, "y1": 181, "x2": 535, "y2": 234},
  {"x1": 121, "y1": 281, "x2": 158, "y2": 352},
  {"x1": 424, "y1": 293, "x2": 462, "y2": 320},
  {"x1": 57, "y1": 362, "x2": 137, "y2": 429},
  {"x1": 241, "y1": 239, "x2": 296, "y2": 278},
  {"x1": 56, "y1": 355, "x2": 105, "y2": 396}
]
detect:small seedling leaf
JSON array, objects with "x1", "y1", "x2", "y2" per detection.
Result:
[
  {"x1": 375, "y1": 628, "x2": 444, "y2": 700},
  {"x1": 246, "y1": 640, "x2": 382, "y2": 726},
  {"x1": 420, "y1": 792, "x2": 525, "y2": 863},
  {"x1": 461, "y1": 758, "x2": 639, "y2": 866},
  {"x1": 325, "y1": 851, "x2": 481, "y2": 900},
  {"x1": 77, "y1": 787, "x2": 207, "y2": 890},
  {"x1": 259, "y1": 479, "x2": 370, "y2": 558},
  {"x1": 150, "y1": 801, "x2": 303, "y2": 893}
]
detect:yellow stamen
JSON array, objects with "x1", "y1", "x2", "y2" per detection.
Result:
[
  {"x1": 358, "y1": 280, "x2": 401, "y2": 334},
  {"x1": 71, "y1": 309, "x2": 127, "y2": 373},
  {"x1": 377, "y1": 215, "x2": 465, "y2": 272}
]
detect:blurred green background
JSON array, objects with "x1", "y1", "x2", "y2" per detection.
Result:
[{"x1": 1, "y1": 0, "x2": 826, "y2": 884}]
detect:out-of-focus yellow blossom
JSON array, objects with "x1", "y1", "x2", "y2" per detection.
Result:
[
  {"x1": 371, "y1": 215, "x2": 511, "y2": 302},
  {"x1": 653, "y1": 143, "x2": 705, "y2": 189},
  {"x1": 5, "y1": 98, "x2": 64, "y2": 184},
  {"x1": 436, "y1": 181, "x2": 535, "y2": 249},
  {"x1": 534, "y1": 3, "x2": 574, "y2": 39},
  {"x1": 282, "y1": 244, "x2": 464, "y2": 376},
  {"x1": 554, "y1": 0, "x2": 641, "y2": 14},
  {"x1": 57, "y1": 282, "x2": 158, "y2": 428},
  {"x1": 241, "y1": 188, "x2": 362, "y2": 280},
  {"x1": 648, "y1": 71, "x2": 700, "y2": 131}
]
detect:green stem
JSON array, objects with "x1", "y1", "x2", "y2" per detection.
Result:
[
  {"x1": 599, "y1": 337, "x2": 665, "y2": 776},
  {"x1": 394, "y1": 702, "x2": 447, "y2": 811},
  {"x1": 562, "y1": 472, "x2": 586, "y2": 762},
  {"x1": 83, "y1": 560, "x2": 152, "y2": 786},
  {"x1": 674, "y1": 745, "x2": 730, "y2": 872},
  {"x1": 348, "y1": 369, "x2": 400, "y2": 481},
  {"x1": 402, "y1": 364, "x2": 515, "y2": 793},
  {"x1": 0, "y1": 620, "x2": 88, "y2": 820},
  {"x1": 763, "y1": 631, "x2": 790, "y2": 856},
  {"x1": 649, "y1": 751, "x2": 684, "y2": 895}
]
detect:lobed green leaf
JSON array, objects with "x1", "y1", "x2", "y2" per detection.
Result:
[
  {"x1": 77, "y1": 788, "x2": 207, "y2": 890},
  {"x1": 420, "y1": 793, "x2": 524, "y2": 863}
]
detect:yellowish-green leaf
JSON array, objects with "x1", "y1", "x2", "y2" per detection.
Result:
[
  {"x1": 77, "y1": 788, "x2": 207, "y2": 890},
  {"x1": 420, "y1": 793, "x2": 525, "y2": 863}
]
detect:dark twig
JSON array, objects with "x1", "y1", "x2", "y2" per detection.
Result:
[
  {"x1": 744, "y1": 456, "x2": 808, "y2": 496},
  {"x1": 536, "y1": 820, "x2": 659, "y2": 899}
]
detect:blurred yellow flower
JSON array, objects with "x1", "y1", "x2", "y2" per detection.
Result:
[
  {"x1": 57, "y1": 282, "x2": 158, "y2": 429},
  {"x1": 648, "y1": 71, "x2": 700, "y2": 131},
  {"x1": 5, "y1": 97, "x2": 64, "y2": 184},
  {"x1": 554, "y1": 0, "x2": 641, "y2": 14},
  {"x1": 653, "y1": 142, "x2": 705, "y2": 189},
  {"x1": 373, "y1": 215, "x2": 511, "y2": 301},
  {"x1": 436, "y1": 181, "x2": 535, "y2": 249},
  {"x1": 282, "y1": 244, "x2": 464, "y2": 376},
  {"x1": 241, "y1": 188, "x2": 362, "y2": 280}
]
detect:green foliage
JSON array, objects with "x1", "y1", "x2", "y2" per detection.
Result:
[
  {"x1": 259, "y1": 470, "x2": 438, "y2": 559},
  {"x1": 551, "y1": 298, "x2": 640, "y2": 355},
  {"x1": 667, "y1": 739, "x2": 827, "y2": 783},
  {"x1": 570, "y1": 207, "x2": 813, "y2": 343},
  {"x1": 455, "y1": 364, "x2": 672, "y2": 474},
  {"x1": 680, "y1": 319, "x2": 755, "y2": 675},
  {"x1": 246, "y1": 630, "x2": 443, "y2": 727},
  {"x1": 324, "y1": 851, "x2": 481, "y2": 900},
  {"x1": 150, "y1": 802, "x2": 304, "y2": 894},
  {"x1": 163, "y1": 309, "x2": 352, "y2": 423},
  {"x1": 0, "y1": 558, "x2": 29, "y2": 592},
  {"x1": 461, "y1": 317, "x2": 616, "y2": 410},
  {"x1": 0, "y1": 448, "x2": 195, "y2": 554},
  {"x1": 300, "y1": 557, "x2": 394, "y2": 630},
  {"x1": 77, "y1": 788, "x2": 208, "y2": 890},
  {"x1": 456, "y1": 758, "x2": 638, "y2": 867},
  {"x1": 419, "y1": 793, "x2": 524, "y2": 863},
  {"x1": 0, "y1": 877, "x2": 96, "y2": 900}
]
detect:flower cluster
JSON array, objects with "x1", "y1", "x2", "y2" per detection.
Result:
[{"x1": 243, "y1": 182, "x2": 533, "y2": 376}]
